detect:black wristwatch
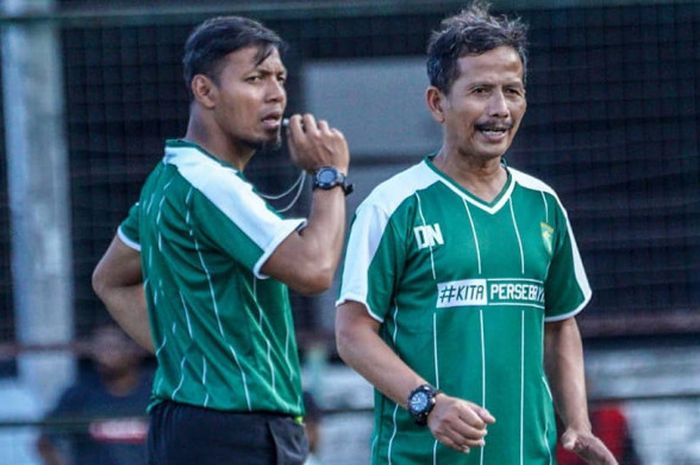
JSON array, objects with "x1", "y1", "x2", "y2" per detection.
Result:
[
  {"x1": 407, "y1": 384, "x2": 439, "y2": 426},
  {"x1": 312, "y1": 166, "x2": 353, "y2": 196}
]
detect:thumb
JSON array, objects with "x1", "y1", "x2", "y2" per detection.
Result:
[{"x1": 561, "y1": 431, "x2": 577, "y2": 451}]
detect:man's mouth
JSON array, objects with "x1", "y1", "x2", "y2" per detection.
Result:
[
  {"x1": 475, "y1": 123, "x2": 511, "y2": 139},
  {"x1": 261, "y1": 113, "x2": 283, "y2": 130}
]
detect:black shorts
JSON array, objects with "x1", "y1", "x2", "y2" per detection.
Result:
[{"x1": 148, "y1": 400, "x2": 309, "y2": 465}]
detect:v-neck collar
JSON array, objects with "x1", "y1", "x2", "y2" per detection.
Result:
[{"x1": 424, "y1": 156, "x2": 515, "y2": 215}]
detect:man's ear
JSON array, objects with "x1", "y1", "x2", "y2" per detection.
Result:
[
  {"x1": 426, "y1": 86, "x2": 446, "y2": 124},
  {"x1": 191, "y1": 74, "x2": 217, "y2": 109}
]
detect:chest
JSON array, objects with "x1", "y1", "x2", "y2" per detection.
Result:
[{"x1": 403, "y1": 189, "x2": 553, "y2": 283}]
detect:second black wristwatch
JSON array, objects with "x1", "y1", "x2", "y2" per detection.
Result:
[
  {"x1": 407, "y1": 384, "x2": 439, "y2": 426},
  {"x1": 312, "y1": 166, "x2": 353, "y2": 196}
]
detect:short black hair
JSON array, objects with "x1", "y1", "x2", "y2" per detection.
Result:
[
  {"x1": 427, "y1": 1, "x2": 528, "y2": 94},
  {"x1": 182, "y1": 16, "x2": 285, "y2": 100}
]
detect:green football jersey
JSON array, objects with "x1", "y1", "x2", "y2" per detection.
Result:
[
  {"x1": 119, "y1": 139, "x2": 306, "y2": 416},
  {"x1": 338, "y1": 157, "x2": 591, "y2": 465}
]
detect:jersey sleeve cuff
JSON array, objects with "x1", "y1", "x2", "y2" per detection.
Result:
[
  {"x1": 544, "y1": 291, "x2": 591, "y2": 322},
  {"x1": 117, "y1": 226, "x2": 141, "y2": 252},
  {"x1": 253, "y1": 218, "x2": 307, "y2": 279},
  {"x1": 335, "y1": 294, "x2": 385, "y2": 323}
]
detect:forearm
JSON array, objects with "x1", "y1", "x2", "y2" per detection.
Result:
[
  {"x1": 336, "y1": 303, "x2": 425, "y2": 406},
  {"x1": 261, "y1": 186, "x2": 346, "y2": 295},
  {"x1": 98, "y1": 284, "x2": 153, "y2": 352},
  {"x1": 544, "y1": 317, "x2": 590, "y2": 431},
  {"x1": 93, "y1": 235, "x2": 153, "y2": 352},
  {"x1": 298, "y1": 188, "x2": 346, "y2": 277}
]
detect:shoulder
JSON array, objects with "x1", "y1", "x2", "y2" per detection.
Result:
[
  {"x1": 510, "y1": 168, "x2": 558, "y2": 197},
  {"x1": 164, "y1": 144, "x2": 249, "y2": 194},
  {"x1": 357, "y1": 160, "x2": 440, "y2": 219},
  {"x1": 510, "y1": 167, "x2": 571, "y2": 216}
]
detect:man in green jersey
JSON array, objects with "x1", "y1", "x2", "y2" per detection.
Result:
[
  {"x1": 336, "y1": 3, "x2": 617, "y2": 465},
  {"x1": 92, "y1": 16, "x2": 351, "y2": 465}
]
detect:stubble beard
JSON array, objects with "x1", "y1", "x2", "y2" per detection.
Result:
[{"x1": 243, "y1": 128, "x2": 283, "y2": 152}]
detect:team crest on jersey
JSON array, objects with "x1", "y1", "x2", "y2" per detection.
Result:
[
  {"x1": 541, "y1": 222, "x2": 554, "y2": 255},
  {"x1": 413, "y1": 223, "x2": 444, "y2": 249}
]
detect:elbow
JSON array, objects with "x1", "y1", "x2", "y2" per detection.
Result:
[
  {"x1": 91, "y1": 263, "x2": 107, "y2": 300},
  {"x1": 291, "y1": 262, "x2": 335, "y2": 296},
  {"x1": 335, "y1": 318, "x2": 357, "y2": 366}
]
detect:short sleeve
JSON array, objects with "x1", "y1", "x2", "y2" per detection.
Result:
[
  {"x1": 184, "y1": 174, "x2": 305, "y2": 279},
  {"x1": 118, "y1": 202, "x2": 141, "y2": 251},
  {"x1": 544, "y1": 199, "x2": 592, "y2": 321},
  {"x1": 337, "y1": 201, "x2": 406, "y2": 322}
]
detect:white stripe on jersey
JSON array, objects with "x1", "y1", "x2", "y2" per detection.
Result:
[
  {"x1": 387, "y1": 404, "x2": 399, "y2": 465},
  {"x1": 542, "y1": 375, "x2": 554, "y2": 465},
  {"x1": 432, "y1": 312, "x2": 439, "y2": 388},
  {"x1": 229, "y1": 345, "x2": 252, "y2": 411},
  {"x1": 509, "y1": 198, "x2": 525, "y2": 275},
  {"x1": 463, "y1": 199, "x2": 482, "y2": 274},
  {"x1": 480, "y1": 309, "x2": 486, "y2": 465},
  {"x1": 179, "y1": 292, "x2": 193, "y2": 338},
  {"x1": 541, "y1": 191, "x2": 549, "y2": 223},
  {"x1": 155, "y1": 334, "x2": 167, "y2": 356},
  {"x1": 520, "y1": 310, "x2": 525, "y2": 465},
  {"x1": 415, "y1": 193, "x2": 437, "y2": 280},
  {"x1": 202, "y1": 356, "x2": 209, "y2": 407},
  {"x1": 164, "y1": 146, "x2": 306, "y2": 279},
  {"x1": 171, "y1": 356, "x2": 187, "y2": 400}
]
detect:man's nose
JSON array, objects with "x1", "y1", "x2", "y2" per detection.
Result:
[
  {"x1": 488, "y1": 90, "x2": 509, "y2": 117},
  {"x1": 267, "y1": 78, "x2": 286, "y2": 102}
]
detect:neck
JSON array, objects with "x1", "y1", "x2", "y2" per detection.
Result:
[
  {"x1": 432, "y1": 146, "x2": 507, "y2": 203},
  {"x1": 184, "y1": 111, "x2": 255, "y2": 171}
]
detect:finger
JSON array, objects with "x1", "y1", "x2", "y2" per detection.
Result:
[
  {"x1": 302, "y1": 113, "x2": 320, "y2": 137},
  {"x1": 449, "y1": 417, "x2": 486, "y2": 441},
  {"x1": 435, "y1": 433, "x2": 471, "y2": 454},
  {"x1": 441, "y1": 420, "x2": 488, "y2": 446},
  {"x1": 317, "y1": 119, "x2": 331, "y2": 134},
  {"x1": 286, "y1": 114, "x2": 304, "y2": 142},
  {"x1": 475, "y1": 406, "x2": 496, "y2": 424},
  {"x1": 456, "y1": 408, "x2": 487, "y2": 430},
  {"x1": 330, "y1": 127, "x2": 344, "y2": 139}
]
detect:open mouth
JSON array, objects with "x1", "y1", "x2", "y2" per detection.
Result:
[
  {"x1": 261, "y1": 114, "x2": 283, "y2": 130},
  {"x1": 475, "y1": 123, "x2": 511, "y2": 139}
]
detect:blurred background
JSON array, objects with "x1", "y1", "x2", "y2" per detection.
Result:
[{"x1": 0, "y1": 0, "x2": 698, "y2": 464}]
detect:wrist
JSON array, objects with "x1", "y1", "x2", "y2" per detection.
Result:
[
  {"x1": 407, "y1": 384, "x2": 440, "y2": 426},
  {"x1": 312, "y1": 166, "x2": 353, "y2": 196}
]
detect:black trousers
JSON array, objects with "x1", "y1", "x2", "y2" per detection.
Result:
[{"x1": 148, "y1": 400, "x2": 309, "y2": 465}]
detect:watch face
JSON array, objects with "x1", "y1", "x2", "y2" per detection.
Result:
[
  {"x1": 409, "y1": 391, "x2": 429, "y2": 413},
  {"x1": 318, "y1": 168, "x2": 337, "y2": 184}
]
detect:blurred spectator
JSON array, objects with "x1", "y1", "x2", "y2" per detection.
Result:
[
  {"x1": 557, "y1": 402, "x2": 641, "y2": 465},
  {"x1": 303, "y1": 391, "x2": 323, "y2": 465},
  {"x1": 36, "y1": 324, "x2": 152, "y2": 465}
]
